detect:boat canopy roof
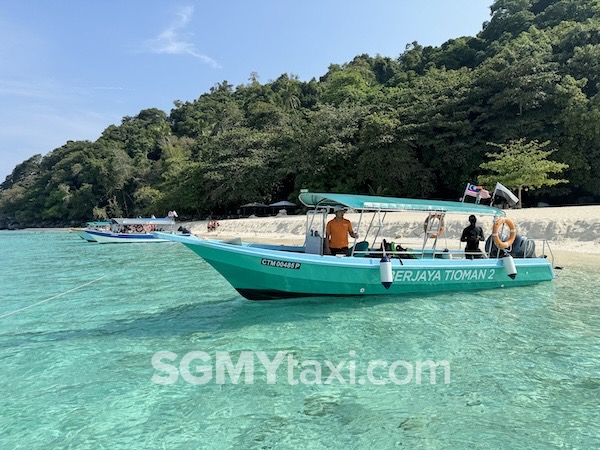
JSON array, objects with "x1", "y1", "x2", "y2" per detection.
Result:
[
  {"x1": 298, "y1": 192, "x2": 505, "y2": 217},
  {"x1": 111, "y1": 218, "x2": 176, "y2": 225},
  {"x1": 86, "y1": 221, "x2": 111, "y2": 226}
]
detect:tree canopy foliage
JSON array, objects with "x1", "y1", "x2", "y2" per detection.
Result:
[
  {"x1": 1, "y1": 0, "x2": 599, "y2": 227},
  {"x1": 478, "y1": 138, "x2": 569, "y2": 204}
]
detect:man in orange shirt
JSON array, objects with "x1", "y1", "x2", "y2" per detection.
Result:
[{"x1": 325, "y1": 205, "x2": 358, "y2": 255}]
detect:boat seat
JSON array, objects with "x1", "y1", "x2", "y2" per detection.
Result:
[{"x1": 350, "y1": 241, "x2": 370, "y2": 256}]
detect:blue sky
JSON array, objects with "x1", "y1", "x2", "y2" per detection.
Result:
[{"x1": 0, "y1": 1, "x2": 492, "y2": 182}]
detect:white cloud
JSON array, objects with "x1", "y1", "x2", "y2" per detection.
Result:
[
  {"x1": 0, "y1": 79, "x2": 60, "y2": 100},
  {"x1": 92, "y1": 86, "x2": 125, "y2": 91},
  {"x1": 142, "y1": 6, "x2": 220, "y2": 68}
]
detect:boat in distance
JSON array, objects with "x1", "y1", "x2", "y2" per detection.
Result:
[
  {"x1": 155, "y1": 192, "x2": 555, "y2": 300},
  {"x1": 75, "y1": 217, "x2": 182, "y2": 243},
  {"x1": 69, "y1": 221, "x2": 112, "y2": 242}
]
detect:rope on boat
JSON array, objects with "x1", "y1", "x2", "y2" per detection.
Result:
[{"x1": 0, "y1": 275, "x2": 108, "y2": 320}]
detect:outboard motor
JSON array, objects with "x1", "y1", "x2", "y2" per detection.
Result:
[
  {"x1": 484, "y1": 236, "x2": 502, "y2": 258},
  {"x1": 510, "y1": 235, "x2": 536, "y2": 258}
]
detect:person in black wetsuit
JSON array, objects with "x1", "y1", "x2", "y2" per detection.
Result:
[{"x1": 460, "y1": 214, "x2": 484, "y2": 259}]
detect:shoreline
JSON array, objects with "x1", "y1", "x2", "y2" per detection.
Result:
[{"x1": 6, "y1": 205, "x2": 599, "y2": 266}]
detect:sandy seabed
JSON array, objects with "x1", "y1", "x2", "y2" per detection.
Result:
[{"x1": 181, "y1": 205, "x2": 600, "y2": 267}]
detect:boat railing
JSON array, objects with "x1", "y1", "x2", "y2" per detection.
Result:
[
  {"x1": 539, "y1": 239, "x2": 555, "y2": 267},
  {"x1": 349, "y1": 248, "x2": 459, "y2": 259},
  {"x1": 350, "y1": 240, "x2": 554, "y2": 262},
  {"x1": 304, "y1": 208, "x2": 328, "y2": 255}
]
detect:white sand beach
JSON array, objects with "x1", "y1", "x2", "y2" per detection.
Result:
[{"x1": 182, "y1": 205, "x2": 600, "y2": 266}]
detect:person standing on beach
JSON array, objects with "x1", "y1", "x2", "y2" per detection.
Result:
[
  {"x1": 461, "y1": 214, "x2": 485, "y2": 259},
  {"x1": 325, "y1": 205, "x2": 358, "y2": 255}
]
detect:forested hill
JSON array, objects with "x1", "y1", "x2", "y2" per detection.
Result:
[{"x1": 1, "y1": 0, "x2": 599, "y2": 228}]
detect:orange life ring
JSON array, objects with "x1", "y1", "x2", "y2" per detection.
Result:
[
  {"x1": 423, "y1": 213, "x2": 445, "y2": 238},
  {"x1": 492, "y1": 217, "x2": 517, "y2": 249}
]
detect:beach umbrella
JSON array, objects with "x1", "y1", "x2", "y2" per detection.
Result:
[
  {"x1": 239, "y1": 202, "x2": 269, "y2": 216},
  {"x1": 268, "y1": 200, "x2": 296, "y2": 207},
  {"x1": 269, "y1": 200, "x2": 297, "y2": 216}
]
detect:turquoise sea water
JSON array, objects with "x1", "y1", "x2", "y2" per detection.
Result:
[{"x1": 0, "y1": 230, "x2": 598, "y2": 449}]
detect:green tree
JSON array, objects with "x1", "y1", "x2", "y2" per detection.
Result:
[
  {"x1": 553, "y1": 75, "x2": 600, "y2": 197},
  {"x1": 0, "y1": 154, "x2": 42, "y2": 190},
  {"x1": 320, "y1": 69, "x2": 376, "y2": 106},
  {"x1": 480, "y1": 0, "x2": 535, "y2": 44},
  {"x1": 287, "y1": 103, "x2": 365, "y2": 193},
  {"x1": 271, "y1": 73, "x2": 302, "y2": 111},
  {"x1": 3, "y1": 0, "x2": 600, "y2": 227},
  {"x1": 478, "y1": 138, "x2": 569, "y2": 205},
  {"x1": 356, "y1": 112, "x2": 430, "y2": 197},
  {"x1": 390, "y1": 66, "x2": 474, "y2": 197},
  {"x1": 475, "y1": 29, "x2": 559, "y2": 117}
]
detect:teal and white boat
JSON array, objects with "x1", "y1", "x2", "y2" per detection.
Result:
[
  {"x1": 79, "y1": 218, "x2": 180, "y2": 243},
  {"x1": 156, "y1": 192, "x2": 555, "y2": 300}
]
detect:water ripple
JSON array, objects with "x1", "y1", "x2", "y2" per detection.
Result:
[{"x1": 0, "y1": 231, "x2": 598, "y2": 448}]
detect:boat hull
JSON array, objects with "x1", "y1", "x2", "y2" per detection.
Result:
[
  {"x1": 69, "y1": 228, "x2": 98, "y2": 242},
  {"x1": 157, "y1": 234, "x2": 555, "y2": 300},
  {"x1": 86, "y1": 229, "x2": 169, "y2": 244}
]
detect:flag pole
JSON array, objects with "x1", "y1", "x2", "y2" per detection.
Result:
[{"x1": 491, "y1": 184, "x2": 497, "y2": 206}]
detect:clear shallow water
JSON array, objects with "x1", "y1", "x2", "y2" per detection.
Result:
[{"x1": 0, "y1": 230, "x2": 598, "y2": 449}]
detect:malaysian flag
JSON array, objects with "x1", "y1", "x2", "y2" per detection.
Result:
[
  {"x1": 464, "y1": 183, "x2": 481, "y2": 198},
  {"x1": 462, "y1": 183, "x2": 491, "y2": 202}
]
